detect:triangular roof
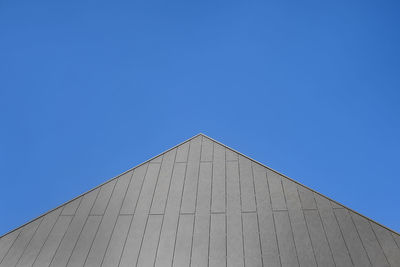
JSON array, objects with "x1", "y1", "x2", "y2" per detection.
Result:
[{"x1": 1, "y1": 133, "x2": 399, "y2": 266}]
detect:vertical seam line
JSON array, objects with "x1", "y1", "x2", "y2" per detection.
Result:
[
  {"x1": 189, "y1": 136, "x2": 203, "y2": 266},
  {"x1": 13, "y1": 216, "x2": 44, "y2": 267},
  {"x1": 281, "y1": 180, "x2": 300, "y2": 266},
  {"x1": 392, "y1": 233, "x2": 400, "y2": 250},
  {"x1": 224, "y1": 147, "x2": 228, "y2": 267},
  {"x1": 207, "y1": 141, "x2": 214, "y2": 267},
  {"x1": 0, "y1": 230, "x2": 22, "y2": 265},
  {"x1": 298, "y1": 190, "x2": 318, "y2": 267},
  {"x1": 265, "y1": 170, "x2": 282, "y2": 266},
  {"x1": 135, "y1": 156, "x2": 164, "y2": 266},
  {"x1": 65, "y1": 189, "x2": 100, "y2": 267},
  {"x1": 331, "y1": 206, "x2": 354, "y2": 266},
  {"x1": 100, "y1": 170, "x2": 136, "y2": 266},
  {"x1": 312, "y1": 193, "x2": 337, "y2": 267},
  {"x1": 153, "y1": 149, "x2": 178, "y2": 266},
  {"x1": 171, "y1": 140, "x2": 191, "y2": 267},
  {"x1": 30, "y1": 208, "x2": 63, "y2": 267},
  {"x1": 251, "y1": 163, "x2": 264, "y2": 267},
  {"x1": 82, "y1": 179, "x2": 118, "y2": 267},
  {"x1": 237, "y1": 157, "x2": 245, "y2": 267},
  {"x1": 368, "y1": 219, "x2": 390, "y2": 266},
  {"x1": 348, "y1": 209, "x2": 373, "y2": 266},
  {"x1": 48, "y1": 203, "x2": 76, "y2": 267},
  {"x1": 117, "y1": 162, "x2": 150, "y2": 267}
]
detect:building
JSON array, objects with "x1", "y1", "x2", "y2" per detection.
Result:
[{"x1": 0, "y1": 133, "x2": 399, "y2": 266}]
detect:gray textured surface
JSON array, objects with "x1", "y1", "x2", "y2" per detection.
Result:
[{"x1": 1, "y1": 134, "x2": 399, "y2": 266}]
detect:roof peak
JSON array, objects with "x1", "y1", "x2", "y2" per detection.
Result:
[{"x1": 1, "y1": 134, "x2": 399, "y2": 267}]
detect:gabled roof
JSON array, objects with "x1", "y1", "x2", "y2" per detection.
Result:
[{"x1": 0, "y1": 133, "x2": 399, "y2": 267}]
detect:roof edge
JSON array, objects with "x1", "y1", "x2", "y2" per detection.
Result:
[
  {"x1": 0, "y1": 133, "x2": 202, "y2": 239},
  {"x1": 199, "y1": 133, "x2": 400, "y2": 236},
  {"x1": 2, "y1": 132, "x2": 398, "y2": 238}
]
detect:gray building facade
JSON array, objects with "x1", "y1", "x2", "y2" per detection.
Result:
[{"x1": 0, "y1": 133, "x2": 399, "y2": 266}]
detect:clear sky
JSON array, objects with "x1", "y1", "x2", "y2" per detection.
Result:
[{"x1": 1, "y1": 0, "x2": 399, "y2": 235}]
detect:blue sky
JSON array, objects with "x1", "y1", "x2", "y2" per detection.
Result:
[{"x1": 1, "y1": 0, "x2": 399, "y2": 235}]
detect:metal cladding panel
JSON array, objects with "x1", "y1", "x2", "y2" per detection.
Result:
[
  {"x1": 66, "y1": 215, "x2": 102, "y2": 267},
  {"x1": 0, "y1": 228, "x2": 20, "y2": 262},
  {"x1": 304, "y1": 209, "x2": 335, "y2": 267},
  {"x1": 154, "y1": 162, "x2": 186, "y2": 267},
  {"x1": 283, "y1": 179, "x2": 317, "y2": 267},
  {"x1": 180, "y1": 136, "x2": 201, "y2": 214},
  {"x1": 32, "y1": 215, "x2": 72, "y2": 267},
  {"x1": 209, "y1": 213, "x2": 226, "y2": 267},
  {"x1": 253, "y1": 164, "x2": 280, "y2": 267},
  {"x1": 314, "y1": 194, "x2": 353, "y2": 267},
  {"x1": 150, "y1": 149, "x2": 177, "y2": 215},
  {"x1": 16, "y1": 208, "x2": 62, "y2": 267},
  {"x1": 101, "y1": 215, "x2": 131, "y2": 266},
  {"x1": 173, "y1": 214, "x2": 194, "y2": 267},
  {"x1": 1, "y1": 134, "x2": 399, "y2": 267},
  {"x1": 0, "y1": 219, "x2": 42, "y2": 267},
  {"x1": 211, "y1": 143, "x2": 226, "y2": 213}
]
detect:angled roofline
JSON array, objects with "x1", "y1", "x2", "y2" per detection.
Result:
[
  {"x1": 199, "y1": 133, "x2": 400, "y2": 236},
  {"x1": 1, "y1": 132, "x2": 398, "y2": 239},
  {"x1": 0, "y1": 133, "x2": 203, "y2": 238}
]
